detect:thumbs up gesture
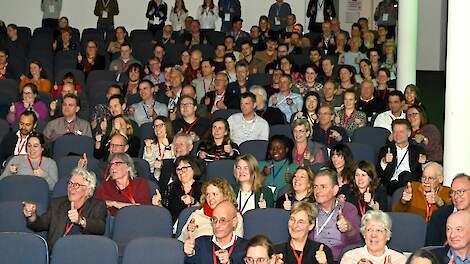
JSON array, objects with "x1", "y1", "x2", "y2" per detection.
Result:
[
  {"x1": 184, "y1": 226, "x2": 196, "y2": 256},
  {"x1": 363, "y1": 187, "x2": 372, "y2": 204},
  {"x1": 334, "y1": 113, "x2": 341, "y2": 125},
  {"x1": 100, "y1": 116, "x2": 107, "y2": 133},
  {"x1": 78, "y1": 153, "x2": 88, "y2": 168},
  {"x1": 315, "y1": 244, "x2": 327, "y2": 264},
  {"x1": 418, "y1": 154, "x2": 427, "y2": 164},
  {"x1": 187, "y1": 218, "x2": 198, "y2": 233},
  {"x1": 336, "y1": 208, "x2": 350, "y2": 233},
  {"x1": 383, "y1": 147, "x2": 393, "y2": 163},
  {"x1": 401, "y1": 182, "x2": 413, "y2": 204},
  {"x1": 258, "y1": 193, "x2": 267, "y2": 208},
  {"x1": 152, "y1": 189, "x2": 162, "y2": 206},
  {"x1": 283, "y1": 193, "x2": 292, "y2": 210},
  {"x1": 68, "y1": 201, "x2": 80, "y2": 224},
  {"x1": 9, "y1": 102, "x2": 16, "y2": 113},
  {"x1": 223, "y1": 140, "x2": 233, "y2": 156},
  {"x1": 181, "y1": 193, "x2": 194, "y2": 206}
]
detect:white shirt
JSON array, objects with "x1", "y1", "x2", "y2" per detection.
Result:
[
  {"x1": 212, "y1": 233, "x2": 236, "y2": 249},
  {"x1": 315, "y1": 0, "x2": 325, "y2": 23},
  {"x1": 373, "y1": 110, "x2": 406, "y2": 132},
  {"x1": 197, "y1": 5, "x2": 219, "y2": 29},
  {"x1": 14, "y1": 131, "x2": 28, "y2": 156},
  {"x1": 237, "y1": 190, "x2": 255, "y2": 215},
  {"x1": 228, "y1": 113, "x2": 269, "y2": 145},
  {"x1": 381, "y1": 144, "x2": 411, "y2": 181},
  {"x1": 340, "y1": 245, "x2": 407, "y2": 264}
]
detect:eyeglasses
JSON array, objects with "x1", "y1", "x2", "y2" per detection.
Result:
[
  {"x1": 109, "y1": 161, "x2": 127, "y2": 167},
  {"x1": 109, "y1": 143, "x2": 126, "y2": 149},
  {"x1": 366, "y1": 228, "x2": 387, "y2": 234},
  {"x1": 450, "y1": 188, "x2": 470, "y2": 197},
  {"x1": 68, "y1": 181, "x2": 87, "y2": 189},
  {"x1": 288, "y1": 217, "x2": 308, "y2": 226},
  {"x1": 244, "y1": 257, "x2": 270, "y2": 264},
  {"x1": 153, "y1": 124, "x2": 165, "y2": 129},
  {"x1": 176, "y1": 165, "x2": 191, "y2": 173},
  {"x1": 421, "y1": 176, "x2": 437, "y2": 182},
  {"x1": 210, "y1": 215, "x2": 236, "y2": 225}
]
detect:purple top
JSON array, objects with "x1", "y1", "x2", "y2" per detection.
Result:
[
  {"x1": 7, "y1": 101, "x2": 48, "y2": 126},
  {"x1": 309, "y1": 201, "x2": 362, "y2": 261}
]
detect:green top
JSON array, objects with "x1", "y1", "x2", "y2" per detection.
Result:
[{"x1": 259, "y1": 159, "x2": 298, "y2": 197}]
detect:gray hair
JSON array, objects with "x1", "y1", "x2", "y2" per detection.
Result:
[
  {"x1": 292, "y1": 118, "x2": 311, "y2": 136},
  {"x1": 291, "y1": 201, "x2": 318, "y2": 225},
  {"x1": 422, "y1": 162, "x2": 443, "y2": 178},
  {"x1": 71, "y1": 167, "x2": 97, "y2": 197},
  {"x1": 109, "y1": 152, "x2": 137, "y2": 179},
  {"x1": 173, "y1": 131, "x2": 193, "y2": 147},
  {"x1": 249, "y1": 85, "x2": 267, "y2": 101},
  {"x1": 360, "y1": 210, "x2": 392, "y2": 240},
  {"x1": 315, "y1": 168, "x2": 338, "y2": 186}
]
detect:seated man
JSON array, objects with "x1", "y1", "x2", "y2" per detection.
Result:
[
  {"x1": 90, "y1": 84, "x2": 122, "y2": 135},
  {"x1": 309, "y1": 169, "x2": 361, "y2": 262},
  {"x1": 130, "y1": 80, "x2": 168, "y2": 126},
  {"x1": 228, "y1": 92, "x2": 269, "y2": 145},
  {"x1": 311, "y1": 105, "x2": 349, "y2": 149},
  {"x1": 203, "y1": 72, "x2": 239, "y2": 114},
  {"x1": 268, "y1": 74, "x2": 303, "y2": 122},
  {"x1": 377, "y1": 119, "x2": 427, "y2": 194},
  {"x1": 43, "y1": 93, "x2": 92, "y2": 143},
  {"x1": 190, "y1": 58, "x2": 217, "y2": 106},
  {"x1": 393, "y1": 162, "x2": 452, "y2": 222},
  {"x1": 23, "y1": 167, "x2": 107, "y2": 249},
  {"x1": 250, "y1": 85, "x2": 286, "y2": 125},
  {"x1": 373, "y1": 90, "x2": 406, "y2": 132},
  {"x1": 426, "y1": 174, "x2": 470, "y2": 246},
  {"x1": 184, "y1": 201, "x2": 248, "y2": 264},
  {"x1": 172, "y1": 95, "x2": 210, "y2": 142},
  {"x1": 431, "y1": 210, "x2": 470, "y2": 263},
  {"x1": 357, "y1": 80, "x2": 386, "y2": 123},
  {"x1": 109, "y1": 42, "x2": 141, "y2": 76},
  {"x1": 0, "y1": 110, "x2": 37, "y2": 162},
  {"x1": 49, "y1": 82, "x2": 89, "y2": 121}
]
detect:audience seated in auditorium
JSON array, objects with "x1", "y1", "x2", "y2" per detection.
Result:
[
  {"x1": 145, "y1": 0, "x2": 168, "y2": 35},
  {"x1": 337, "y1": 64, "x2": 359, "y2": 95},
  {"x1": 172, "y1": 95, "x2": 210, "y2": 141},
  {"x1": 184, "y1": 49, "x2": 202, "y2": 87},
  {"x1": 90, "y1": 84, "x2": 122, "y2": 135},
  {"x1": 275, "y1": 166, "x2": 315, "y2": 210},
  {"x1": 239, "y1": 40, "x2": 264, "y2": 74},
  {"x1": 95, "y1": 115, "x2": 140, "y2": 159},
  {"x1": 292, "y1": 91, "x2": 320, "y2": 132},
  {"x1": 333, "y1": 88, "x2": 367, "y2": 137},
  {"x1": 320, "y1": 80, "x2": 343, "y2": 108},
  {"x1": 197, "y1": 118, "x2": 239, "y2": 163},
  {"x1": 357, "y1": 80, "x2": 386, "y2": 123},
  {"x1": 203, "y1": 71, "x2": 239, "y2": 113},
  {"x1": 76, "y1": 40, "x2": 106, "y2": 78},
  {"x1": 109, "y1": 42, "x2": 141, "y2": 75},
  {"x1": 374, "y1": 68, "x2": 392, "y2": 103},
  {"x1": 0, "y1": 110, "x2": 37, "y2": 161},
  {"x1": 227, "y1": 61, "x2": 252, "y2": 97},
  {"x1": 328, "y1": 144, "x2": 356, "y2": 190},
  {"x1": 19, "y1": 61, "x2": 52, "y2": 93},
  {"x1": 106, "y1": 26, "x2": 129, "y2": 60},
  {"x1": 0, "y1": 48, "x2": 18, "y2": 79},
  {"x1": 311, "y1": 105, "x2": 349, "y2": 148},
  {"x1": 143, "y1": 57, "x2": 165, "y2": 86},
  {"x1": 294, "y1": 66, "x2": 323, "y2": 96},
  {"x1": 142, "y1": 116, "x2": 175, "y2": 170},
  {"x1": 291, "y1": 118, "x2": 326, "y2": 166}
]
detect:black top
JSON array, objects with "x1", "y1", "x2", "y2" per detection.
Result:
[
  {"x1": 197, "y1": 141, "x2": 240, "y2": 162},
  {"x1": 311, "y1": 124, "x2": 349, "y2": 148},
  {"x1": 162, "y1": 180, "x2": 202, "y2": 223},
  {"x1": 425, "y1": 204, "x2": 454, "y2": 246},
  {"x1": 93, "y1": 134, "x2": 141, "y2": 160},
  {"x1": 172, "y1": 117, "x2": 211, "y2": 141},
  {"x1": 341, "y1": 184, "x2": 389, "y2": 215},
  {"x1": 274, "y1": 239, "x2": 334, "y2": 264},
  {"x1": 256, "y1": 107, "x2": 286, "y2": 125}
]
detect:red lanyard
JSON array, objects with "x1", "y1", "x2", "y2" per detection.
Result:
[
  {"x1": 183, "y1": 186, "x2": 193, "y2": 208},
  {"x1": 367, "y1": 256, "x2": 390, "y2": 264},
  {"x1": 64, "y1": 206, "x2": 84, "y2": 236},
  {"x1": 357, "y1": 195, "x2": 367, "y2": 216},
  {"x1": 343, "y1": 110, "x2": 355, "y2": 128},
  {"x1": 213, "y1": 92, "x2": 225, "y2": 111},
  {"x1": 157, "y1": 141, "x2": 165, "y2": 160},
  {"x1": 290, "y1": 241, "x2": 304, "y2": 264},
  {"x1": 17, "y1": 136, "x2": 27, "y2": 154},
  {"x1": 294, "y1": 145, "x2": 307, "y2": 165},
  {"x1": 212, "y1": 238, "x2": 237, "y2": 264},
  {"x1": 120, "y1": 181, "x2": 136, "y2": 204},
  {"x1": 27, "y1": 156, "x2": 43, "y2": 171},
  {"x1": 425, "y1": 203, "x2": 433, "y2": 222},
  {"x1": 183, "y1": 118, "x2": 200, "y2": 133}
]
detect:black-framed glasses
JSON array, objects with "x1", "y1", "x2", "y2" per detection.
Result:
[
  {"x1": 68, "y1": 181, "x2": 87, "y2": 189},
  {"x1": 244, "y1": 257, "x2": 270, "y2": 264},
  {"x1": 450, "y1": 188, "x2": 470, "y2": 197},
  {"x1": 153, "y1": 124, "x2": 165, "y2": 129},
  {"x1": 175, "y1": 165, "x2": 191, "y2": 173},
  {"x1": 109, "y1": 161, "x2": 127, "y2": 167}
]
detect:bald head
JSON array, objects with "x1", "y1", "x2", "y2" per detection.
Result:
[
  {"x1": 212, "y1": 201, "x2": 238, "y2": 240},
  {"x1": 213, "y1": 200, "x2": 237, "y2": 219},
  {"x1": 446, "y1": 210, "x2": 470, "y2": 252}
]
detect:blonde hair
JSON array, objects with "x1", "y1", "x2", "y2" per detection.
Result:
[
  {"x1": 234, "y1": 154, "x2": 265, "y2": 193},
  {"x1": 200, "y1": 177, "x2": 237, "y2": 206},
  {"x1": 291, "y1": 201, "x2": 318, "y2": 224}
]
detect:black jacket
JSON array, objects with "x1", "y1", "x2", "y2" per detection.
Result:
[
  {"x1": 425, "y1": 204, "x2": 454, "y2": 246},
  {"x1": 274, "y1": 239, "x2": 334, "y2": 264}
]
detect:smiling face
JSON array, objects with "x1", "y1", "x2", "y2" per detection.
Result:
[
  {"x1": 407, "y1": 108, "x2": 421, "y2": 129},
  {"x1": 355, "y1": 168, "x2": 371, "y2": 191},
  {"x1": 446, "y1": 212, "x2": 470, "y2": 253},
  {"x1": 269, "y1": 139, "x2": 288, "y2": 161},
  {"x1": 27, "y1": 137, "x2": 43, "y2": 159},
  {"x1": 22, "y1": 86, "x2": 36, "y2": 103},
  {"x1": 29, "y1": 63, "x2": 41, "y2": 77},
  {"x1": 153, "y1": 118, "x2": 167, "y2": 140},
  {"x1": 109, "y1": 156, "x2": 130, "y2": 181},
  {"x1": 293, "y1": 124, "x2": 308, "y2": 143},
  {"x1": 234, "y1": 159, "x2": 252, "y2": 184},
  {"x1": 305, "y1": 67, "x2": 317, "y2": 82},
  {"x1": 313, "y1": 175, "x2": 338, "y2": 204},
  {"x1": 450, "y1": 178, "x2": 470, "y2": 211},
  {"x1": 288, "y1": 210, "x2": 314, "y2": 241},
  {"x1": 292, "y1": 169, "x2": 310, "y2": 194},
  {"x1": 175, "y1": 160, "x2": 194, "y2": 184},
  {"x1": 67, "y1": 174, "x2": 92, "y2": 203},
  {"x1": 212, "y1": 120, "x2": 228, "y2": 140},
  {"x1": 364, "y1": 220, "x2": 389, "y2": 254},
  {"x1": 205, "y1": 184, "x2": 226, "y2": 209},
  {"x1": 331, "y1": 152, "x2": 345, "y2": 172}
]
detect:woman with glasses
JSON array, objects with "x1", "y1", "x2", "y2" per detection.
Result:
[
  {"x1": 291, "y1": 119, "x2": 326, "y2": 166},
  {"x1": 197, "y1": 118, "x2": 239, "y2": 163},
  {"x1": 1, "y1": 132, "x2": 58, "y2": 190},
  {"x1": 244, "y1": 235, "x2": 278, "y2": 264},
  {"x1": 178, "y1": 176, "x2": 243, "y2": 242},
  {"x1": 156, "y1": 155, "x2": 202, "y2": 223},
  {"x1": 233, "y1": 154, "x2": 275, "y2": 215},
  {"x1": 274, "y1": 201, "x2": 334, "y2": 264},
  {"x1": 6, "y1": 83, "x2": 48, "y2": 127},
  {"x1": 143, "y1": 116, "x2": 175, "y2": 172},
  {"x1": 276, "y1": 166, "x2": 316, "y2": 210},
  {"x1": 23, "y1": 167, "x2": 106, "y2": 249},
  {"x1": 341, "y1": 210, "x2": 407, "y2": 264},
  {"x1": 95, "y1": 153, "x2": 152, "y2": 216},
  {"x1": 76, "y1": 40, "x2": 106, "y2": 78}
]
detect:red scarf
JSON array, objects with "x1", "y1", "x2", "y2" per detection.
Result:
[{"x1": 203, "y1": 202, "x2": 214, "y2": 217}]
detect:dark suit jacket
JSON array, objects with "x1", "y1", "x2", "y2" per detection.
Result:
[
  {"x1": 0, "y1": 132, "x2": 19, "y2": 162},
  {"x1": 306, "y1": 0, "x2": 336, "y2": 29},
  {"x1": 256, "y1": 107, "x2": 286, "y2": 125},
  {"x1": 184, "y1": 236, "x2": 248, "y2": 264},
  {"x1": 27, "y1": 196, "x2": 107, "y2": 249},
  {"x1": 376, "y1": 142, "x2": 426, "y2": 184},
  {"x1": 274, "y1": 239, "x2": 334, "y2": 264},
  {"x1": 203, "y1": 90, "x2": 240, "y2": 112},
  {"x1": 431, "y1": 245, "x2": 451, "y2": 263},
  {"x1": 425, "y1": 204, "x2": 454, "y2": 246}
]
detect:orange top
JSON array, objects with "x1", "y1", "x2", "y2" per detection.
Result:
[{"x1": 19, "y1": 78, "x2": 52, "y2": 93}]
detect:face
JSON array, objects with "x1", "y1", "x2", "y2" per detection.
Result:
[
  {"x1": 86, "y1": 41, "x2": 98, "y2": 55},
  {"x1": 148, "y1": 59, "x2": 161, "y2": 74},
  {"x1": 405, "y1": 88, "x2": 416, "y2": 103},
  {"x1": 212, "y1": 120, "x2": 228, "y2": 140},
  {"x1": 174, "y1": 136, "x2": 192, "y2": 157},
  {"x1": 176, "y1": 160, "x2": 194, "y2": 183},
  {"x1": 323, "y1": 82, "x2": 335, "y2": 98},
  {"x1": 407, "y1": 108, "x2": 421, "y2": 128},
  {"x1": 180, "y1": 97, "x2": 196, "y2": 118},
  {"x1": 392, "y1": 123, "x2": 411, "y2": 145},
  {"x1": 109, "y1": 157, "x2": 129, "y2": 181},
  {"x1": 215, "y1": 73, "x2": 228, "y2": 92},
  {"x1": 205, "y1": 184, "x2": 225, "y2": 209},
  {"x1": 61, "y1": 83, "x2": 76, "y2": 97},
  {"x1": 280, "y1": 58, "x2": 291, "y2": 73},
  {"x1": 245, "y1": 246, "x2": 274, "y2": 264},
  {"x1": 336, "y1": 33, "x2": 346, "y2": 47},
  {"x1": 224, "y1": 57, "x2": 235, "y2": 71},
  {"x1": 409, "y1": 258, "x2": 432, "y2": 264},
  {"x1": 446, "y1": 213, "x2": 470, "y2": 252},
  {"x1": 7, "y1": 26, "x2": 16, "y2": 39},
  {"x1": 139, "y1": 82, "x2": 154, "y2": 100},
  {"x1": 190, "y1": 21, "x2": 200, "y2": 33},
  {"x1": 421, "y1": 166, "x2": 441, "y2": 193},
  {"x1": 19, "y1": 114, "x2": 35, "y2": 136},
  {"x1": 106, "y1": 87, "x2": 121, "y2": 99},
  {"x1": 30, "y1": 63, "x2": 41, "y2": 76},
  {"x1": 388, "y1": 95, "x2": 404, "y2": 114},
  {"x1": 241, "y1": 44, "x2": 253, "y2": 58},
  {"x1": 288, "y1": 210, "x2": 314, "y2": 240},
  {"x1": 22, "y1": 86, "x2": 36, "y2": 102},
  {"x1": 235, "y1": 159, "x2": 251, "y2": 183},
  {"x1": 240, "y1": 96, "x2": 256, "y2": 116},
  {"x1": 109, "y1": 98, "x2": 124, "y2": 116},
  {"x1": 322, "y1": 60, "x2": 333, "y2": 73},
  {"x1": 233, "y1": 21, "x2": 242, "y2": 31},
  {"x1": 344, "y1": 92, "x2": 356, "y2": 109},
  {"x1": 364, "y1": 220, "x2": 389, "y2": 253},
  {"x1": 113, "y1": 117, "x2": 127, "y2": 131},
  {"x1": 116, "y1": 28, "x2": 126, "y2": 40},
  {"x1": 266, "y1": 40, "x2": 277, "y2": 51},
  {"x1": 259, "y1": 19, "x2": 268, "y2": 29},
  {"x1": 269, "y1": 139, "x2": 287, "y2": 161},
  {"x1": 360, "y1": 62, "x2": 371, "y2": 76},
  {"x1": 27, "y1": 137, "x2": 43, "y2": 159},
  {"x1": 153, "y1": 119, "x2": 167, "y2": 139},
  {"x1": 215, "y1": 45, "x2": 226, "y2": 58},
  {"x1": 451, "y1": 178, "x2": 470, "y2": 211},
  {"x1": 369, "y1": 51, "x2": 380, "y2": 63},
  {"x1": 212, "y1": 203, "x2": 237, "y2": 240},
  {"x1": 250, "y1": 27, "x2": 260, "y2": 39},
  {"x1": 182, "y1": 86, "x2": 197, "y2": 99},
  {"x1": 321, "y1": 22, "x2": 331, "y2": 34},
  {"x1": 128, "y1": 67, "x2": 140, "y2": 81},
  {"x1": 313, "y1": 175, "x2": 338, "y2": 204},
  {"x1": 251, "y1": 89, "x2": 265, "y2": 109},
  {"x1": 67, "y1": 174, "x2": 92, "y2": 203},
  {"x1": 0, "y1": 51, "x2": 7, "y2": 64},
  {"x1": 293, "y1": 124, "x2": 308, "y2": 143},
  {"x1": 292, "y1": 169, "x2": 310, "y2": 193},
  {"x1": 120, "y1": 46, "x2": 132, "y2": 59},
  {"x1": 355, "y1": 168, "x2": 371, "y2": 190},
  {"x1": 190, "y1": 52, "x2": 202, "y2": 68},
  {"x1": 309, "y1": 51, "x2": 320, "y2": 64},
  {"x1": 58, "y1": 18, "x2": 68, "y2": 28},
  {"x1": 339, "y1": 68, "x2": 352, "y2": 83},
  {"x1": 181, "y1": 51, "x2": 190, "y2": 64},
  {"x1": 351, "y1": 26, "x2": 361, "y2": 38},
  {"x1": 225, "y1": 38, "x2": 234, "y2": 50},
  {"x1": 293, "y1": 24, "x2": 302, "y2": 34},
  {"x1": 62, "y1": 97, "x2": 79, "y2": 118},
  {"x1": 236, "y1": 66, "x2": 248, "y2": 82},
  {"x1": 108, "y1": 135, "x2": 128, "y2": 155},
  {"x1": 200, "y1": 61, "x2": 214, "y2": 77},
  {"x1": 318, "y1": 106, "x2": 333, "y2": 126},
  {"x1": 279, "y1": 76, "x2": 291, "y2": 93},
  {"x1": 287, "y1": 15, "x2": 296, "y2": 26},
  {"x1": 360, "y1": 82, "x2": 374, "y2": 99},
  {"x1": 376, "y1": 71, "x2": 389, "y2": 85},
  {"x1": 163, "y1": 25, "x2": 173, "y2": 36},
  {"x1": 331, "y1": 153, "x2": 345, "y2": 171},
  {"x1": 277, "y1": 46, "x2": 288, "y2": 57}
]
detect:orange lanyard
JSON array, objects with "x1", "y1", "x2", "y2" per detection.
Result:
[
  {"x1": 64, "y1": 207, "x2": 84, "y2": 236},
  {"x1": 426, "y1": 203, "x2": 433, "y2": 222},
  {"x1": 212, "y1": 239, "x2": 236, "y2": 264},
  {"x1": 290, "y1": 241, "x2": 304, "y2": 264}
]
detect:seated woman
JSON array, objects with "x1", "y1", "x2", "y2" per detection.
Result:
[
  {"x1": 294, "y1": 66, "x2": 324, "y2": 95},
  {"x1": 405, "y1": 249, "x2": 440, "y2": 264},
  {"x1": 333, "y1": 88, "x2": 367, "y2": 137},
  {"x1": 274, "y1": 201, "x2": 334, "y2": 264},
  {"x1": 95, "y1": 153, "x2": 151, "y2": 216},
  {"x1": 279, "y1": 56, "x2": 304, "y2": 84},
  {"x1": 19, "y1": 60, "x2": 52, "y2": 93},
  {"x1": 355, "y1": 59, "x2": 377, "y2": 87},
  {"x1": 337, "y1": 64, "x2": 359, "y2": 95},
  {"x1": 340, "y1": 210, "x2": 407, "y2": 264},
  {"x1": 6, "y1": 83, "x2": 48, "y2": 127},
  {"x1": 143, "y1": 116, "x2": 175, "y2": 172},
  {"x1": 244, "y1": 235, "x2": 279, "y2": 264},
  {"x1": 233, "y1": 154, "x2": 274, "y2": 214},
  {"x1": 292, "y1": 118, "x2": 327, "y2": 166},
  {"x1": 259, "y1": 135, "x2": 298, "y2": 197},
  {"x1": 0, "y1": 132, "x2": 58, "y2": 190},
  {"x1": 292, "y1": 91, "x2": 321, "y2": 132},
  {"x1": 157, "y1": 155, "x2": 202, "y2": 223},
  {"x1": 276, "y1": 166, "x2": 316, "y2": 210},
  {"x1": 95, "y1": 115, "x2": 141, "y2": 160},
  {"x1": 52, "y1": 71, "x2": 83, "y2": 99},
  {"x1": 77, "y1": 40, "x2": 106, "y2": 78},
  {"x1": 107, "y1": 26, "x2": 129, "y2": 60},
  {"x1": 342, "y1": 160, "x2": 388, "y2": 216},
  {"x1": 197, "y1": 118, "x2": 240, "y2": 163},
  {"x1": 407, "y1": 105, "x2": 443, "y2": 163},
  {"x1": 328, "y1": 143, "x2": 356, "y2": 189},
  {"x1": 177, "y1": 177, "x2": 243, "y2": 242},
  {"x1": 404, "y1": 84, "x2": 422, "y2": 110}
]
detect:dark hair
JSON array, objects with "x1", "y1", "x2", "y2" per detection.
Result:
[
  {"x1": 108, "y1": 94, "x2": 125, "y2": 106},
  {"x1": 0, "y1": 47, "x2": 9, "y2": 56},
  {"x1": 388, "y1": 90, "x2": 405, "y2": 102},
  {"x1": 328, "y1": 143, "x2": 356, "y2": 184},
  {"x1": 20, "y1": 110, "x2": 38, "y2": 126},
  {"x1": 20, "y1": 83, "x2": 39, "y2": 102},
  {"x1": 240, "y1": 40, "x2": 252, "y2": 48},
  {"x1": 244, "y1": 235, "x2": 275, "y2": 258},
  {"x1": 172, "y1": 0, "x2": 188, "y2": 13},
  {"x1": 377, "y1": 67, "x2": 391, "y2": 78},
  {"x1": 107, "y1": 84, "x2": 122, "y2": 94},
  {"x1": 266, "y1": 135, "x2": 294, "y2": 163},
  {"x1": 139, "y1": 79, "x2": 154, "y2": 89},
  {"x1": 224, "y1": 35, "x2": 235, "y2": 42},
  {"x1": 201, "y1": 58, "x2": 214, "y2": 67},
  {"x1": 337, "y1": 64, "x2": 356, "y2": 84},
  {"x1": 7, "y1": 24, "x2": 17, "y2": 30},
  {"x1": 203, "y1": 118, "x2": 232, "y2": 153},
  {"x1": 359, "y1": 59, "x2": 375, "y2": 79},
  {"x1": 392, "y1": 119, "x2": 412, "y2": 131},
  {"x1": 406, "y1": 249, "x2": 440, "y2": 264},
  {"x1": 321, "y1": 56, "x2": 335, "y2": 66},
  {"x1": 301, "y1": 91, "x2": 321, "y2": 115},
  {"x1": 367, "y1": 48, "x2": 382, "y2": 61},
  {"x1": 224, "y1": 53, "x2": 236, "y2": 62},
  {"x1": 153, "y1": 116, "x2": 174, "y2": 143},
  {"x1": 26, "y1": 131, "x2": 46, "y2": 153},
  {"x1": 240, "y1": 92, "x2": 256, "y2": 103},
  {"x1": 404, "y1": 84, "x2": 422, "y2": 106},
  {"x1": 351, "y1": 22, "x2": 361, "y2": 30},
  {"x1": 174, "y1": 155, "x2": 202, "y2": 180},
  {"x1": 27, "y1": 60, "x2": 48, "y2": 79},
  {"x1": 178, "y1": 94, "x2": 197, "y2": 107},
  {"x1": 153, "y1": 42, "x2": 165, "y2": 52},
  {"x1": 127, "y1": 63, "x2": 143, "y2": 78},
  {"x1": 201, "y1": 0, "x2": 215, "y2": 10},
  {"x1": 350, "y1": 160, "x2": 380, "y2": 197},
  {"x1": 407, "y1": 105, "x2": 428, "y2": 127},
  {"x1": 63, "y1": 93, "x2": 81, "y2": 108},
  {"x1": 120, "y1": 42, "x2": 131, "y2": 49},
  {"x1": 182, "y1": 84, "x2": 197, "y2": 95}
]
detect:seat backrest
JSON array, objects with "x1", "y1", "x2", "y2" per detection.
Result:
[
  {"x1": 51, "y1": 235, "x2": 118, "y2": 264},
  {"x1": 133, "y1": 158, "x2": 152, "y2": 180},
  {"x1": 130, "y1": 29, "x2": 154, "y2": 43},
  {"x1": 0, "y1": 175, "x2": 49, "y2": 211},
  {"x1": 351, "y1": 126, "x2": 390, "y2": 156},
  {"x1": 51, "y1": 177, "x2": 70, "y2": 198},
  {"x1": 86, "y1": 70, "x2": 117, "y2": 87},
  {"x1": 345, "y1": 142, "x2": 376, "y2": 163},
  {"x1": 390, "y1": 187, "x2": 404, "y2": 211},
  {"x1": 203, "y1": 160, "x2": 237, "y2": 187},
  {"x1": 0, "y1": 118, "x2": 10, "y2": 143},
  {"x1": 211, "y1": 109, "x2": 241, "y2": 121},
  {"x1": 243, "y1": 208, "x2": 290, "y2": 244},
  {"x1": 175, "y1": 206, "x2": 200, "y2": 238},
  {"x1": 387, "y1": 212, "x2": 427, "y2": 252},
  {"x1": 0, "y1": 232, "x2": 48, "y2": 264},
  {"x1": 248, "y1": 73, "x2": 272, "y2": 87},
  {"x1": 112, "y1": 206, "x2": 173, "y2": 252},
  {"x1": 52, "y1": 135, "x2": 94, "y2": 160},
  {"x1": 0, "y1": 201, "x2": 35, "y2": 233},
  {"x1": 269, "y1": 124, "x2": 293, "y2": 141},
  {"x1": 122, "y1": 237, "x2": 184, "y2": 264},
  {"x1": 57, "y1": 155, "x2": 101, "y2": 179},
  {"x1": 239, "y1": 140, "x2": 269, "y2": 161}
]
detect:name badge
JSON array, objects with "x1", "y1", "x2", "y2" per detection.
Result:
[
  {"x1": 102, "y1": 10, "x2": 108, "y2": 18},
  {"x1": 49, "y1": 5, "x2": 55, "y2": 13},
  {"x1": 267, "y1": 185, "x2": 276, "y2": 194},
  {"x1": 274, "y1": 17, "x2": 281, "y2": 26},
  {"x1": 225, "y1": 13, "x2": 231, "y2": 22},
  {"x1": 382, "y1": 13, "x2": 389, "y2": 21}
]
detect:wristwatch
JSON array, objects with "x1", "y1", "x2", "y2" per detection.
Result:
[{"x1": 79, "y1": 216, "x2": 87, "y2": 228}]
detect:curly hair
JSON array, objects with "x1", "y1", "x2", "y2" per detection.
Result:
[{"x1": 200, "y1": 177, "x2": 236, "y2": 206}]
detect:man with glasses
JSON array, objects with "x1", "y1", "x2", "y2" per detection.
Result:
[
  {"x1": 172, "y1": 95, "x2": 210, "y2": 142},
  {"x1": 311, "y1": 105, "x2": 348, "y2": 149},
  {"x1": 426, "y1": 173, "x2": 470, "y2": 246},
  {"x1": 184, "y1": 201, "x2": 248, "y2": 264},
  {"x1": 23, "y1": 167, "x2": 106, "y2": 249},
  {"x1": 393, "y1": 162, "x2": 451, "y2": 222}
]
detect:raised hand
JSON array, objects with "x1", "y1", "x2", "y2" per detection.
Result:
[
  {"x1": 216, "y1": 249, "x2": 231, "y2": 264},
  {"x1": 152, "y1": 189, "x2": 162, "y2": 206},
  {"x1": 419, "y1": 154, "x2": 427, "y2": 164},
  {"x1": 263, "y1": 163, "x2": 274, "y2": 176},
  {"x1": 183, "y1": 227, "x2": 196, "y2": 256},
  {"x1": 401, "y1": 182, "x2": 413, "y2": 203},
  {"x1": 9, "y1": 103, "x2": 15, "y2": 113},
  {"x1": 181, "y1": 194, "x2": 193, "y2": 206},
  {"x1": 187, "y1": 218, "x2": 198, "y2": 233},
  {"x1": 78, "y1": 153, "x2": 88, "y2": 168},
  {"x1": 384, "y1": 147, "x2": 393, "y2": 163},
  {"x1": 223, "y1": 140, "x2": 233, "y2": 156},
  {"x1": 9, "y1": 164, "x2": 18, "y2": 174},
  {"x1": 258, "y1": 193, "x2": 267, "y2": 208},
  {"x1": 283, "y1": 193, "x2": 292, "y2": 210},
  {"x1": 363, "y1": 187, "x2": 372, "y2": 204},
  {"x1": 68, "y1": 201, "x2": 80, "y2": 224},
  {"x1": 315, "y1": 244, "x2": 327, "y2": 264},
  {"x1": 336, "y1": 208, "x2": 350, "y2": 233}
]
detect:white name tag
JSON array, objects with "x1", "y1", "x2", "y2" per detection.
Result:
[
  {"x1": 225, "y1": 13, "x2": 231, "y2": 22},
  {"x1": 382, "y1": 13, "x2": 389, "y2": 21},
  {"x1": 49, "y1": 5, "x2": 55, "y2": 13},
  {"x1": 274, "y1": 17, "x2": 281, "y2": 26},
  {"x1": 102, "y1": 10, "x2": 108, "y2": 18}
]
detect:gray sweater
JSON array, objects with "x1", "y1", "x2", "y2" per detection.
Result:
[{"x1": 0, "y1": 155, "x2": 58, "y2": 190}]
